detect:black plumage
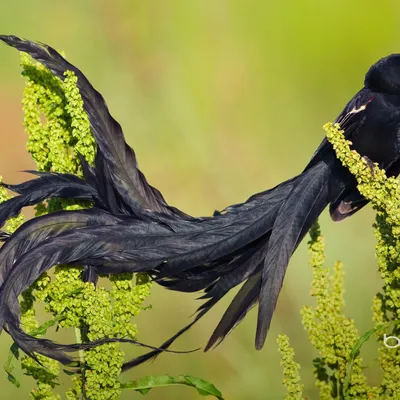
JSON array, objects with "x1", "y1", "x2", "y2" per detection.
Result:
[
  {"x1": 1, "y1": 35, "x2": 400, "y2": 369},
  {"x1": 0, "y1": 171, "x2": 102, "y2": 224}
]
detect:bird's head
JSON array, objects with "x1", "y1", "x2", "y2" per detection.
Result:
[{"x1": 365, "y1": 54, "x2": 400, "y2": 94}]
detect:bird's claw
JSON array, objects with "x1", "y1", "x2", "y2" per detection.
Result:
[{"x1": 362, "y1": 156, "x2": 376, "y2": 176}]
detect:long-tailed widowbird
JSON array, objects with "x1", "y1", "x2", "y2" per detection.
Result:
[{"x1": 1, "y1": 35, "x2": 399, "y2": 369}]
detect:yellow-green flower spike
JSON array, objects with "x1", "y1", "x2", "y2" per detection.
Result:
[
  {"x1": 277, "y1": 334, "x2": 304, "y2": 400},
  {"x1": 9, "y1": 51, "x2": 153, "y2": 399},
  {"x1": 300, "y1": 221, "x2": 378, "y2": 398},
  {"x1": 324, "y1": 122, "x2": 400, "y2": 396}
]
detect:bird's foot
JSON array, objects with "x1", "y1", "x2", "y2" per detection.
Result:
[
  {"x1": 0, "y1": 231, "x2": 11, "y2": 242},
  {"x1": 362, "y1": 156, "x2": 376, "y2": 176}
]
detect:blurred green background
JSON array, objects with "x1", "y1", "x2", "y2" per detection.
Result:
[{"x1": 0, "y1": 1, "x2": 400, "y2": 399}]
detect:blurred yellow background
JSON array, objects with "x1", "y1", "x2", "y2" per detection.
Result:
[{"x1": 1, "y1": 1, "x2": 400, "y2": 399}]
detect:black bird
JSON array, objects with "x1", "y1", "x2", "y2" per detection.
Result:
[{"x1": 0, "y1": 35, "x2": 399, "y2": 369}]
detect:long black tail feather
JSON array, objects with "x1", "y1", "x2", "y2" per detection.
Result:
[
  {"x1": 0, "y1": 35, "x2": 189, "y2": 219},
  {"x1": 0, "y1": 171, "x2": 102, "y2": 226},
  {"x1": 256, "y1": 162, "x2": 330, "y2": 349},
  {"x1": 205, "y1": 272, "x2": 261, "y2": 351},
  {"x1": 0, "y1": 208, "x2": 128, "y2": 286},
  {"x1": 6, "y1": 320, "x2": 196, "y2": 366}
]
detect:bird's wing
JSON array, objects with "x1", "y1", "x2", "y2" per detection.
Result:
[{"x1": 304, "y1": 88, "x2": 374, "y2": 172}]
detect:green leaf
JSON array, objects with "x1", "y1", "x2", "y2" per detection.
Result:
[
  {"x1": 343, "y1": 320, "x2": 400, "y2": 398},
  {"x1": 28, "y1": 315, "x2": 64, "y2": 337},
  {"x1": 62, "y1": 369, "x2": 76, "y2": 376},
  {"x1": 120, "y1": 375, "x2": 224, "y2": 399},
  {"x1": 184, "y1": 375, "x2": 224, "y2": 398},
  {"x1": 3, "y1": 316, "x2": 64, "y2": 387},
  {"x1": 4, "y1": 343, "x2": 20, "y2": 388}
]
